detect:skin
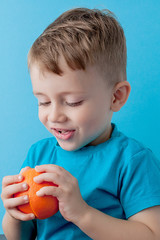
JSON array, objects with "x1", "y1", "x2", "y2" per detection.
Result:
[
  {"x1": 31, "y1": 59, "x2": 114, "y2": 151},
  {"x1": 2, "y1": 59, "x2": 160, "y2": 240}
]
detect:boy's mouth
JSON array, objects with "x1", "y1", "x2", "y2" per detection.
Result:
[{"x1": 52, "y1": 128, "x2": 75, "y2": 140}]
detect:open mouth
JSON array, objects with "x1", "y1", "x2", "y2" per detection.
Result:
[
  {"x1": 57, "y1": 130, "x2": 68, "y2": 134},
  {"x1": 52, "y1": 128, "x2": 75, "y2": 140}
]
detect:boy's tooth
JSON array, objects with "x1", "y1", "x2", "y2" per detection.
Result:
[
  {"x1": 58, "y1": 129, "x2": 71, "y2": 133},
  {"x1": 58, "y1": 130, "x2": 66, "y2": 133},
  {"x1": 62, "y1": 130, "x2": 67, "y2": 133}
]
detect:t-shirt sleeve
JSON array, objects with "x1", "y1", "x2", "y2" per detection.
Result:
[{"x1": 120, "y1": 149, "x2": 160, "y2": 219}]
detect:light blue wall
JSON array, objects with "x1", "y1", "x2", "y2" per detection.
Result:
[{"x1": 0, "y1": 0, "x2": 160, "y2": 234}]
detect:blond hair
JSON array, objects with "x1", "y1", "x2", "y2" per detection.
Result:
[{"x1": 28, "y1": 8, "x2": 127, "y2": 85}]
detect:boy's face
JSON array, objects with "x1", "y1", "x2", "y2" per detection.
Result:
[{"x1": 30, "y1": 58, "x2": 113, "y2": 151}]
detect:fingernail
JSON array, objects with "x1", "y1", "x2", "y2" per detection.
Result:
[
  {"x1": 22, "y1": 183, "x2": 28, "y2": 190},
  {"x1": 33, "y1": 177, "x2": 37, "y2": 182},
  {"x1": 18, "y1": 175, "x2": 23, "y2": 182},
  {"x1": 35, "y1": 165, "x2": 40, "y2": 170},
  {"x1": 33, "y1": 176, "x2": 40, "y2": 183},
  {"x1": 23, "y1": 195, "x2": 29, "y2": 202},
  {"x1": 36, "y1": 191, "x2": 41, "y2": 196},
  {"x1": 30, "y1": 214, "x2": 35, "y2": 219}
]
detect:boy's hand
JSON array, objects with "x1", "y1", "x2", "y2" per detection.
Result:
[
  {"x1": 1, "y1": 167, "x2": 35, "y2": 221},
  {"x1": 34, "y1": 164, "x2": 89, "y2": 224}
]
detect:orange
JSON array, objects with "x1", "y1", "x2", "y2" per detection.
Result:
[{"x1": 14, "y1": 168, "x2": 59, "y2": 219}]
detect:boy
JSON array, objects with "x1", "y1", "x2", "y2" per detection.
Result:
[{"x1": 2, "y1": 8, "x2": 160, "y2": 240}]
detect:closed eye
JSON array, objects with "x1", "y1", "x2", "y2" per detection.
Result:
[
  {"x1": 38, "y1": 102, "x2": 51, "y2": 106},
  {"x1": 66, "y1": 100, "x2": 83, "y2": 107}
]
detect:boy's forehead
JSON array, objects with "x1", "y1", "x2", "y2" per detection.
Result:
[
  {"x1": 30, "y1": 58, "x2": 111, "y2": 97},
  {"x1": 30, "y1": 64, "x2": 88, "y2": 96}
]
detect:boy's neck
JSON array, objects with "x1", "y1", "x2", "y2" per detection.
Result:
[{"x1": 87, "y1": 123, "x2": 113, "y2": 146}]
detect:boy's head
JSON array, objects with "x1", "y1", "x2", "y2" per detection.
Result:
[
  {"x1": 28, "y1": 7, "x2": 127, "y2": 86},
  {"x1": 29, "y1": 8, "x2": 130, "y2": 151}
]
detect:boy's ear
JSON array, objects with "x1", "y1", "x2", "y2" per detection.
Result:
[{"x1": 111, "y1": 81, "x2": 131, "y2": 112}]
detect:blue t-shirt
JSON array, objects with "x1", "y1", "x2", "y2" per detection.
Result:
[{"x1": 22, "y1": 124, "x2": 160, "y2": 240}]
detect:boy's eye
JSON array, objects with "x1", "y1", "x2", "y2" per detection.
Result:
[
  {"x1": 66, "y1": 100, "x2": 83, "y2": 107},
  {"x1": 39, "y1": 101, "x2": 51, "y2": 106}
]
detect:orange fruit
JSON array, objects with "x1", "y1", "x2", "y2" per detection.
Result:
[{"x1": 14, "y1": 168, "x2": 59, "y2": 219}]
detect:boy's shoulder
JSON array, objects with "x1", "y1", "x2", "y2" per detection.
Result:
[
  {"x1": 22, "y1": 137, "x2": 58, "y2": 168},
  {"x1": 111, "y1": 124, "x2": 153, "y2": 159}
]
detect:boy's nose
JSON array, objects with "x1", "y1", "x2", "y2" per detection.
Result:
[{"x1": 48, "y1": 105, "x2": 67, "y2": 123}]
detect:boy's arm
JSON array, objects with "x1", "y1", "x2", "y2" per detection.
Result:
[
  {"x1": 34, "y1": 164, "x2": 160, "y2": 240},
  {"x1": 2, "y1": 211, "x2": 36, "y2": 240},
  {"x1": 1, "y1": 169, "x2": 36, "y2": 240},
  {"x1": 75, "y1": 205, "x2": 160, "y2": 240}
]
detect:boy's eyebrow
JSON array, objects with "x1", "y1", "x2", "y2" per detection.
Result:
[{"x1": 33, "y1": 92, "x2": 45, "y2": 96}]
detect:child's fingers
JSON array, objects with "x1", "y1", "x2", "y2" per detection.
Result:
[
  {"x1": 35, "y1": 164, "x2": 63, "y2": 174},
  {"x1": 9, "y1": 208, "x2": 35, "y2": 221},
  {"x1": 34, "y1": 171, "x2": 71, "y2": 188},
  {"x1": 2, "y1": 182, "x2": 28, "y2": 199},
  {"x1": 20, "y1": 166, "x2": 30, "y2": 174},
  {"x1": 36, "y1": 186, "x2": 62, "y2": 198},
  {"x1": 4, "y1": 195, "x2": 29, "y2": 209},
  {"x1": 34, "y1": 172, "x2": 59, "y2": 185},
  {"x1": 2, "y1": 174, "x2": 24, "y2": 188},
  {"x1": 34, "y1": 165, "x2": 71, "y2": 185}
]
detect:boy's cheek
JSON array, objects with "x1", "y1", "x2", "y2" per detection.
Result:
[{"x1": 38, "y1": 111, "x2": 46, "y2": 124}]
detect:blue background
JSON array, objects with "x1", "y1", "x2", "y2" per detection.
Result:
[{"x1": 0, "y1": 0, "x2": 160, "y2": 234}]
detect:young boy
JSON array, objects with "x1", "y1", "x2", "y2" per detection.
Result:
[{"x1": 2, "y1": 8, "x2": 160, "y2": 240}]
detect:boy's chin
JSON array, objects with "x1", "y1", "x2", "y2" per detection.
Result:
[
  {"x1": 57, "y1": 141, "x2": 82, "y2": 152},
  {"x1": 57, "y1": 137, "x2": 97, "y2": 151}
]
